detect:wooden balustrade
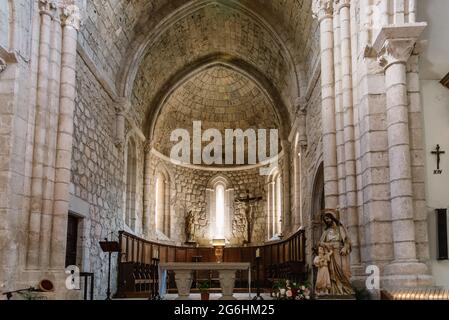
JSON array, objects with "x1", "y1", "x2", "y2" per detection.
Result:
[{"x1": 116, "y1": 229, "x2": 307, "y2": 298}]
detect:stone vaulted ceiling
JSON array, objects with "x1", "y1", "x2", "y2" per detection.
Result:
[
  {"x1": 152, "y1": 65, "x2": 280, "y2": 157},
  {"x1": 79, "y1": 0, "x2": 318, "y2": 138}
]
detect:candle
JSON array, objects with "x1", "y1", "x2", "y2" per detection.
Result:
[
  {"x1": 256, "y1": 248, "x2": 261, "y2": 258},
  {"x1": 153, "y1": 248, "x2": 159, "y2": 259}
]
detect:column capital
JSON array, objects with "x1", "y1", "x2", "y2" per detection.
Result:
[
  {"x1": 373, "y1": 23, "x2": 427, "y2": 70},
  {"x1": 115, "y1": 97, "x2": 131, "y2": 114},
  {"x1": 295, "y1": 97, "x2": 308, "y2": 113},
  {"x1": 312, "y1": 0, "x2": 334, "y2": 22},
  {"x1": 335, "y1": 0, "x2": 351, "y2": 12},
  {"x1": 144, "y1": 141, "x2": 153, "y2": 153},
  {"x1": 61, "y1": 4, "x2": 82, "y2": 31},
  {"x1": 39, "y1": 0, "x2": 57, "y2": 17}
]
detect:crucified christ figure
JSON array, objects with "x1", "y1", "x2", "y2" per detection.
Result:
[{"x1": 236, "y1": 190, "x2": 263, "y2": 244}]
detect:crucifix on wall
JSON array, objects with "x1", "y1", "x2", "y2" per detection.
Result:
[
  {"x1": 431, "y1": 144, "x2": 445, "y2": 175},
  {"x1": 236, "y1": 190, "x2": 263, "y2": 245}
]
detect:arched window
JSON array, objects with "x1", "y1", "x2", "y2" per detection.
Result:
[
  {"x1": 125, "y1": 139, "x2": 137, "y2": 230},
  {"x1": 154, "y1": 168, "x2": 170, "y2": 237},
  {"x1": 267, "y1": 169, "x2": 283, "y2": 240},
  {"x1": 215, "y1": 183, "x2": 225, "y2": 239},
  {"x1": 206, "y1": 176, "x2": 233, "y2": 242}
]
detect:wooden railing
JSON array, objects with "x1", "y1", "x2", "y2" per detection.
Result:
[{"x1": 116, "y1": 229, "x2": 307, "y2": 297}]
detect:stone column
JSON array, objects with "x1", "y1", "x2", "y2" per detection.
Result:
[
  {"x1": 333, "y1": 1, "x2": 347, "y2": 216},
  {"x1": 143, "y1": 142, "x2": 152, "y2": 237},
  {"x1": 50, "y1": 4, "x2": 81, "y2": 269},
  {"x1": 40, "y1": 8, "x2": 63, "y2": 269},
  {"x1": 337, "y1": 0, "x2": 361, "y2": 270},
  {"x1": 114, "y1": 98, "x2": 128, "y2": 150},
  {"x1": 267, "y1": 181, "x2": 275, "y2": 238},
  {"x1": 373, "y1": 24, "x2": 431, "y2": 287},
  {"x1": 313, "y1": 0, "x2": 338, "y2": 208},
  {"x1": 27, "y1": 0, "x2": 57, "y2": 269}
]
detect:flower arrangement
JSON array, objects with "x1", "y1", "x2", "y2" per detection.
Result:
[{"x1": 272, "y1": 280, "x2": 311, "y2": 300}]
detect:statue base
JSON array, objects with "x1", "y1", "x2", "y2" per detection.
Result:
[{"x1": 185, "y1": 241, "x2": 197, "y2": 247}]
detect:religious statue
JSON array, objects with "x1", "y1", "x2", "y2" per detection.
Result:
[
  {"x1": 313, "y1": 244, "x2": 332, "y2": 296},
  {"x1": 185, "y1": 210, "x2": 196, "y2": 244},
  {"x1": 316, "y1": 209, "x2": 354, "y2": 296},
  {"x1": 236, "y1": 190, "x2": 262, "y2": 244}
]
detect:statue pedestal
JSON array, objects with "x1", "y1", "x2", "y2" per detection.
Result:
[{"x1": 184, "y1": 241, "x2": 197, "y2": 247}]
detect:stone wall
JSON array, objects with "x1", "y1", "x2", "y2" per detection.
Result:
[
  {"x1": 145, "y1": 153, "x2": 281, "y2": 247},
  {"x1": 70, "y1": 54, "x2": 127, "y2": 299}
]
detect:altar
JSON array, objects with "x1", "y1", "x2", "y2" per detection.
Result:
[{"x1": 158, "y1": 262, "x2": 251, "y2": 300}]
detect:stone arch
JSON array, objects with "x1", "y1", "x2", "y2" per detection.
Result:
[
  {"x1": 117, "y1": 0, "x2": 303, "y2": 102},
  {"x1": 145, "y1": 55, "x2": 291, "y2": 143}
]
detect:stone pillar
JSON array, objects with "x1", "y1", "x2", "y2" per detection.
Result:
[
  {"x1": 40, "y1": 8, "x2": 63, "y2": 269},
  {"x1": 27, "y1": 0, "x2": 57, "y2": 269},
  {"x1": 50, "y1": 4, "x2": 81, "y2": 270},
  {"x1": 313, "y1": 0, "x2": 339, "y2": 208},
  {"x1": 114, "y1": 98, "x2": 128, "y2": 150},
  {"x1": 333, "y1": 1, "x2": 347, "y2": 217},
  {"x1": 373, "y1": 23, "x2": 432, "y2": 287},
  {"x1": 164, "y1": 176, "x2": 170, "y2": 237},
  {"x1": 337, "y1": 0, "x2": 362, "y2": 271},
  {"x1": 143, "y1": 142, "x2": 152, "y2": 237},
  {"x1": 267, "y1": 181, "x2": 275, "y2": 238}
]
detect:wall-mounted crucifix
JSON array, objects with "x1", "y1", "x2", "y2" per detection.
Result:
[
  {"x1": 236, "y1": 190, "x2": 263, "y2": 245},
  {"x1": 431, "y1": 144, "x2": 445, "y2": 175}
]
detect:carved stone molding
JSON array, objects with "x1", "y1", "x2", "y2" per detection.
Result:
[{"x1": 312, "y1": 0, "x2": 334, "y2": 21}]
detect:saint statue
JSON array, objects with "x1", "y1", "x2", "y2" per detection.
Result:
[
  {"x1": 316, "y1": 209, "x2": 354, "y2": 296},
  {"x1": 185, "y1": 210, "x2": 196, "y2": 243}
]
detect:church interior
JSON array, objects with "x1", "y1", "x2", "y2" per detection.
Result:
[{"x1": 1, "y1": 0, "x2": 449, "y2": 301}]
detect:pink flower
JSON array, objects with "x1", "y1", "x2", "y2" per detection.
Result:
[{"x1": 286, "y1": 290, "x2": 293, "y2": 298}]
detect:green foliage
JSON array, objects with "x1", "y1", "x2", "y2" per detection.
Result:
[{"x1": 198, "y1": 281, "x2": 210, "y2": 293}]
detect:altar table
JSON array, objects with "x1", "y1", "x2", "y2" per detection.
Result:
[{"x1": 158, "y1": 262, "x2": 251, "y2": 300}]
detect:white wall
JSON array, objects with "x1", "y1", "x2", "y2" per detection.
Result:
[
  {"x1": 419, "y1": 0, "x2": 449, "y2": 290},
  {"x1": 421, "y1": 80, "x2": 449, "y2": 289}
]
